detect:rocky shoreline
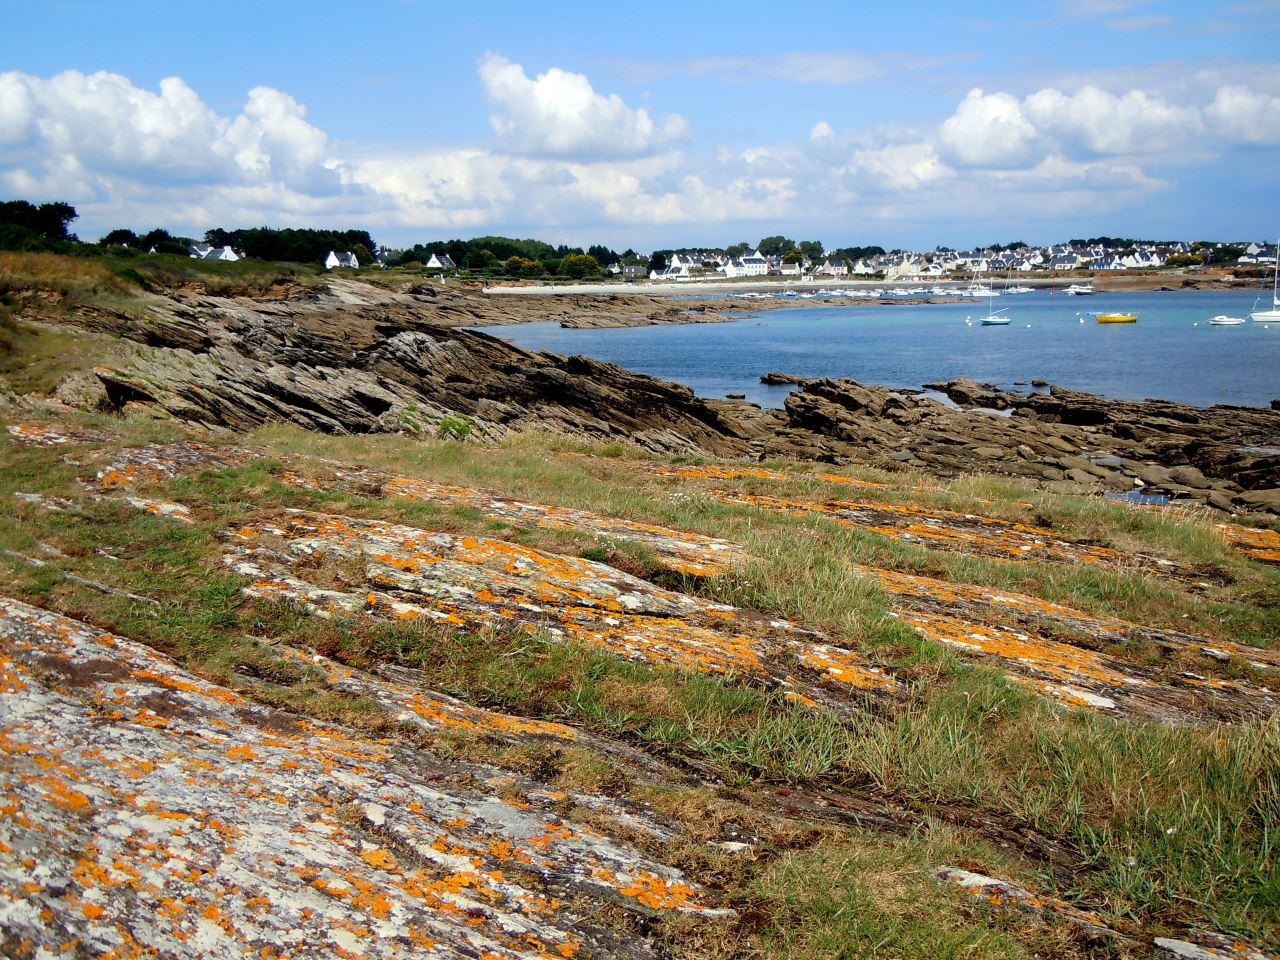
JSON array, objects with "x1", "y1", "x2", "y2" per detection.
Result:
[{"x1": 11, "y1": 276, "x2": 1280, "y2": 515}]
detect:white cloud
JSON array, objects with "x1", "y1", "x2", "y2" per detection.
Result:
[
  {"x1": 1205, "y1": 86, "x2": 1280, "y2": 144},
  {"x1": 0, "y1": 69, "x2": 339, "y2": 197},
  {"x1": 937, "y1": 89, "x2": 1040, "y2": 168},
  {"x1": 851, "y1": 142, "x2": 953, "y2": 191},
  {"x1": 0, "y1": 60, "x2": 1271, "y2": 247},
  {"x1": 477, "y1": 53, "x2": 688, "y2": 159},
  {"x1": 1023, "y1": 85, "x2": 1200, "y2": 154},
  {"x1": 221, "y1": 87, "x2": 333, "y2": 184}
]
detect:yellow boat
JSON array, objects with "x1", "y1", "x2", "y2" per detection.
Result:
[{"x1": 1095, "y1": 312, "x2": 1137, "y2": 324}]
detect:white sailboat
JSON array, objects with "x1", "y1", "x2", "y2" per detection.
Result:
[
  {"x1": 978, "y1": 278, "x2": 1011, "y2": 325},
  {"x1": 1251, "y1": 236, "x2": 1280, "y2": 323}
]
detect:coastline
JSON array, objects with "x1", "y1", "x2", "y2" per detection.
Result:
[{"x1": 482, "y1": 270, "x2": 1250, "y2": 298}]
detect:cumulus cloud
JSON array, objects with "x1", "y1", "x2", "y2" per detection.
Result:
[
  {"x1": 477, "y1": 53, "x2": 689, "y2": 159},
  {"x1": 1205, "y1": 86, "x2": 1280, "y2": 144},
  {"x1": 0, "y1": 69, "x2": 339, "y2": 197},
  {"x1": 1023, "y1": 85, "x2": 1199, "y2": 154},
  {"x1": 851, "y1": 142, "x2": 953, "y2": 192},
  {"x1": 937, "y1": 89, "x2": 1040, "y2": 168},
  {"x1": 935, "y1": 83, "x2": 1205, "y2": 170},
  {"x1": 0, "y1": 59, "x2": 1270, "y2": 245}
]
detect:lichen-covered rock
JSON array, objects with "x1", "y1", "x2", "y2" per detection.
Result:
[
  {"x1": 1218, "y1": 522, "x2": 1280, "y2": 565},
  {"x1": 932, "y1": 866, "x2": 1116, "y2": 940},
  {"x1": 380, "y1": 476, "x2": 745, "y2": 577},
  {"x1": 92, "y1": 441, "x2": 246, "y2": 489},
  {"x1": 716, "y1": 490, "x2": 1182, "y2": 576},
  {"x1": 857, "y1": 564, "x2": 1278, "y2": 720},
  {"x1": 1154, "y1": 931, "x2": 1279, "y2": 960},
  {"x1": 5, "y1": 422, "x2": 108, "y2": 446},
  {"x1": 0, "y1": 597, "x2": 733, "y2": 959},
  {"x1": 935, "y1": 867, "x2": 1278, "y2": 959},
  {"x1": 654, "y1": 463, "x2": 889, "y2": 490},
  {"x1": 224, "y1": 510, "x2": 894, "y2": 705}
]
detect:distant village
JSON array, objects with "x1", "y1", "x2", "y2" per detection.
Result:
[
  {"x1": 641, "y1": 240, "x2": 1277, "y2": 282},
  {"x1": 178, "y1": 237, "x2": 1279, "y2": 282}
]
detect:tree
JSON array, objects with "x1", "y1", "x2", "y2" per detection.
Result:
[
  {"x1": 559, "y1": 252, "x2": 599, "y2": 279},
  {"x1": 832, "y1": 245, "x2": 884, "y2": 263},
  {"x1": 724, "y1": 241, "x2": 751, "y2": 258},
  {"x1": 139, "y1": 228, "x2": 191, "y2": 255},
  {"x1": 1166, "y1": 253, "x2": 1203, "y2": 268},
  {"x1": 758, "y1": 235, "x2": 796, "y2": 258},
  {"x1": 0, "y1": 200, "x2": 79, "y2": 249},
  {"x1": 647, "y1": 251, "x2": 668, "y2": 273},
  {"x1": 505, "y1": 255, "x2": 542, "y2": 278},
  {"x1": 587, "y1": 244, "x2": 617, "y2": 267},
  {"x1": 99, "y1": 228, "x2": 138, "y2": 247},
  {"x1": 782, "y1": 249, "x2": 805, "y2": 265},
  {"x1": 798, "y1": 240, "x2": 824, "y2": 262}
]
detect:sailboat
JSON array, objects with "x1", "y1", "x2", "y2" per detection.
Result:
[
  {"x1": 979, "y1": 278, "x2": 1011, "y2": 325},
  {"x1": 1003, "y1": 271, "x2": 1033, "y2": 294},
  {"x1": 1251, "y1": 236, "x2": 1280, "y2": 323}
]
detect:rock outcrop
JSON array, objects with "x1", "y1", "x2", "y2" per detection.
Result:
[
  {"x1": 766, "y1": 377, "x2": 1280, "y2": 513},
  {"x1": 19, "y1": 276, "x2": 1280, "y2": 513},
  {"x1": 0, "y1": 598, "x2": 732, "y2": 959}
]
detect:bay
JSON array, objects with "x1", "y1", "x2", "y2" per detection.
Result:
[{"x1": 472, "y1": 288, "x2": 1280, "y2": 409}]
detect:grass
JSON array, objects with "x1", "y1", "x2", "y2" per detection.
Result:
[
  {"x1": 1, "y1": 411, "x2": 1279, "y2": 951},
  {"x1": 751, "y1": 830, "x2": 1057, "y2": 960}
]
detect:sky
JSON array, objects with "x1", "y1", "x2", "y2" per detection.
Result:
[{"x1": 1, "y1": 0, "x2": 1277, "y2": 252}]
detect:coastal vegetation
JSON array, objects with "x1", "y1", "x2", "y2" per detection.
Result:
[{"x1": 2, "y1": 409, "x2": 1278, "y2": 957}]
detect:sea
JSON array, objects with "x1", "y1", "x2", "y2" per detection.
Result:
[{"x1": 472, "y1": 288, "x2": 1280, "y2": 409}]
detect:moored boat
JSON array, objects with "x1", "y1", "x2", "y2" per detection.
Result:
[
  {"x1": 1209, "y1": 315, "x2": 1246, "y2": 326},
  {"x1": 1251, "y1": 235, "x2": 1280, "y2": 322},
  {"x1": 1065, "y1": 283, "x2": 1095, "y2": 296},
  {"x1": 1096, "y1": 312, "x2": 1137, "y2": 324}
]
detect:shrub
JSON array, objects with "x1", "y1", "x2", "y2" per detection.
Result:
[{"x1": 437, "y1": 414, "x2": 474, "y2": 441}]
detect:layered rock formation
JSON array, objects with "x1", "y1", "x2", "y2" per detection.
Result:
[
  {"x1": 18, "y1": 277, "x2": 1280, "y2": 513},
  {"x1": 766, "y1": 377, "x2": 1280, "y2": 513}
]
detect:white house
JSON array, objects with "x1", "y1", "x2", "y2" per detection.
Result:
[
  {"x1": 815, "y1": 258, "x2": 849, "y2": 277},
  {"x1": 723, "y1": 250, "x2": 769, "y2": 278},
  {"x1": 425, "y1": 253, "x2": 456, "y2": 271},
  {"x1": 325, "y1": 250, "x2": 359, "y2": 270}
]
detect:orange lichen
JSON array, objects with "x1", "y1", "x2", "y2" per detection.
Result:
[
  {"x1": 1218, "y1": 522, "x2": 1280, "y2": 565},
  {"x1": 901, "y1": 609, "x2": 1135, "y2": 688},
  {"x1": 380, "y1": 475, "x2": 745, "y2": 577},
  {"x1": 656, "y1": 462, "x2": 889, "y2": 489},
  {"x1": 228, "y1": 509, "x2": 895, "y2": 707}
]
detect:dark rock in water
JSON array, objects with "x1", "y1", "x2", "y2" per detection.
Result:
[
  {"x1": 725, "y1": 392, "x2": 747, "y2": 400},
  {"x1": 923, "y1": 378, "x2": 1014, "y2": 410},
  {"x1": 1032, "y1": 379, "x2": 1049, "y2": 387},
  {"x1": 761, "y1": 371, "x2": 813, "y2": 385}
]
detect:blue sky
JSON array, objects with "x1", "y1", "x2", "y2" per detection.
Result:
[{"x1": 2, "y1": 0, "x2": 1277, "y2": 251}]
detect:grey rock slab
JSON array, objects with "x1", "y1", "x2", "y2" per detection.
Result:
[{"x1": 0, "y1": 597, "x2": 734, "y2": 959}]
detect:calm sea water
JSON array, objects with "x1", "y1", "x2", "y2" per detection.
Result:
[{"x1": 472, "y1": 288, "x2": 1280, "y2": 409}]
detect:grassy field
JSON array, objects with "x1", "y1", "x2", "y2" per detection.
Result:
[{"x1": 1, "y1": 406, "x2": 1277, "y2": 957}]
